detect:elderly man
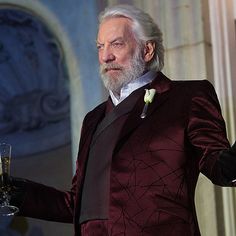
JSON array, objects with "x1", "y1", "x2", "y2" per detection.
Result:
[{"x1": 3, "y1": 4, "x2": 236, "y2": 236}]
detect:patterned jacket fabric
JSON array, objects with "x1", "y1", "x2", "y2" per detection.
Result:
[{"x1": 20, "y1": 72, "x2": 230, "y2": 236}]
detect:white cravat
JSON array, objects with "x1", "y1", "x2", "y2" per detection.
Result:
[{"x1": 109, "y1": 70, "x2": 157, "y2": 106}]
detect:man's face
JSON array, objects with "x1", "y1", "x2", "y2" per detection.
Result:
[{"x1": 97, "y1": 17, "x2": 145, "y2": 94}]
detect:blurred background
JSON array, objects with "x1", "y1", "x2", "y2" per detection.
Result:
[{"x1": 0, "y1": 0, "x2": 235, "y2": 235}]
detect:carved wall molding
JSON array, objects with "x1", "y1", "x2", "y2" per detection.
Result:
[{"x1": 0, "y1": 8, "x2": 70, "y2": 157}]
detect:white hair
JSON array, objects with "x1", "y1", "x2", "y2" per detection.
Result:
[{"x1": 99, "y1": 4, "x2": 164, "y2": 71}]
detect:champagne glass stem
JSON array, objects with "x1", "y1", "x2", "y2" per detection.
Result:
[{"x1": 2, "y1": 191, "x2": 10, "y2": 206}]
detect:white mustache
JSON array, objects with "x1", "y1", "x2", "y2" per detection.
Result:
[{"x1": 100, "y1": 63, "x2": 123, "y2": 73}]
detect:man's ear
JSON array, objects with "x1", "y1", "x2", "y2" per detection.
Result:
[{"x1": 143, "y1": 41, "x2": 155, "y2": 62}]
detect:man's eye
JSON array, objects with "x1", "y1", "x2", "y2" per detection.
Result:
[
  {"x1": 97, "y1": 45, "x2": 103, "y2": 50},
  {"x1": 112, "y1": 42, "x2": 124, "y2": 48}
]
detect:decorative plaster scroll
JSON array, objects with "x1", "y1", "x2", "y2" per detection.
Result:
[
  {"x1": 0, "y1": 8, "x2": 70, "y2": 157},
  {"x1": 1, "y1": 90, "x2": 69, "y2": 133}
]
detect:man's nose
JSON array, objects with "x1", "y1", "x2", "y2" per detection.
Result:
[{"x1": 100, "y1": 48, "x2": 115, "y2": 63}]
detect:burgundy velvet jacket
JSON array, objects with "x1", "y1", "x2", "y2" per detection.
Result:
[{"x1": 20, "y1": 72, "x2": 230, "y2": 235}]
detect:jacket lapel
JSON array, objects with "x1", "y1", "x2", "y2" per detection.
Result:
[
  {"x1": 74, "y1": 102, "x2": 107, "y2": 221},
  {"x1": 91, "y1": 85, "x2": 147, "y2": 146},
  {"x1": 114, "y1": 72, "x2": 172, "y2": 151},
  {"x1": 76, "y1": 103, "x2": 106, "y2": 176}
]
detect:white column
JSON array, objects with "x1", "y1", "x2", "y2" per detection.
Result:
[
  {"x1": 209, "y1": 0, "x2": 236, "y2": 141},
  {"x1": 209, "y1": 0, "x2": 236, "y2": 236}
]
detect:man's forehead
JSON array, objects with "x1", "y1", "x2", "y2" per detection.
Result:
[{"x1": 97, "y1": 17, "x2": 133, "y2": 42}]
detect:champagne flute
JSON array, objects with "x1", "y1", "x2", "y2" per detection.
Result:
[{"x1": 0, "y1": 143, "x2": 19, "y2": 216}]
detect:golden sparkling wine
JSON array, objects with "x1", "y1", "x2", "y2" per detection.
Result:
[{"x1": 0, "y1": 143, "x2": 19, "y2": 216}]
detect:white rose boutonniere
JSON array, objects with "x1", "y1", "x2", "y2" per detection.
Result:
[{"x1": 140, "y1": 89, "x2": 156, "y2": 119}]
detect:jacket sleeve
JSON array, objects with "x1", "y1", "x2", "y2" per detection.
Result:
[
  {"x1": 187, "y1": 80, "x2": 231, "y2": 186},
  {"x1": 19, "y1": 180, "x2": 74, "y2": 223},
  {"x1": 18, "y1": 117, "x2": 90, "y2": 223}
]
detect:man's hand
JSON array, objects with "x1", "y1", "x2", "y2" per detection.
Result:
[
  {"x1": 6, "y1": 177, "x2": 27, "y2": 209},
  {"x1": 219, "y1": 141, "x2": 236, "y2": 183}
]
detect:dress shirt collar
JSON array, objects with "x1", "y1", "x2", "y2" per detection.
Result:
[{"x1": 109, "y1": 70, "x2": 157, "y2": 106}]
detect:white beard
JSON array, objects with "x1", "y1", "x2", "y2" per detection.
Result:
[{"x1": 100, "y1": 48, "x2": 146, "y2": 94}]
